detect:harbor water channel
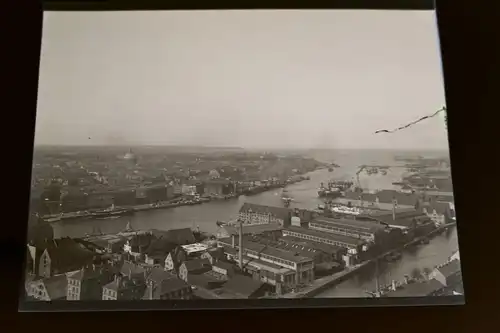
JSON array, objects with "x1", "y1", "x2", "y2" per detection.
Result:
[{"x1": 51, "y1": 149, "x2": 459, "y2": 298}]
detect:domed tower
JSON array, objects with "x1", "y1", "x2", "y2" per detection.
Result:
[{"x1": 123, "y1": 148, "x2": 138, "y2": 165}]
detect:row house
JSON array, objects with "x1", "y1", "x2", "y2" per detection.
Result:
[
  {"x1": 142, "y1": 278, "x2": 192, "y2": 300},
  {"x1": 238, "y1": 203, "x2": 292, "y2": 226},
  {"x1": 26, "y1": 275, "x2": 68, "y2": 301},
  {"x1": 66, "y1": 264, "x2": 117, "y2": 300},
  {"x1": 102, "y1": 276, "x2": 146, "y2": 300}
]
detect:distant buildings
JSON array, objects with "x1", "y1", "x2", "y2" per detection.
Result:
[{"x1": 204, "y1": 179, "x2": 233, "y2": 196}]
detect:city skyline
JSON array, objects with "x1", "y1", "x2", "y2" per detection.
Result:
[{"x1": 35, "y1": 10, "x2": 448, "y2": 150}]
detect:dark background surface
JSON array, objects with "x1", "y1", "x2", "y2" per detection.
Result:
[{"x1": 3, "y1": 0, "x2": 497, "y2": 330}]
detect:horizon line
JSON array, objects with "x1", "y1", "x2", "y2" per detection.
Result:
[{"x1": 32, "y1": 144, "x2": 449, "y2": 151}]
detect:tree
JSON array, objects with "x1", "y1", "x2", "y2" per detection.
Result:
[
  {"x1": 411, "y1": 267, "x2": 422, "y2": 280},
  {"x1": 422, "y1": 267, "x2": 433, "y2": 278}
]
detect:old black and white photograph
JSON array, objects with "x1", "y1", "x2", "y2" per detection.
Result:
[{"x1": 23, "y1": 9, "x2": 463, "y2": 308}]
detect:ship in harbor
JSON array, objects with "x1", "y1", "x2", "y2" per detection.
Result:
[
  {"x1": 317, "y1": 180, "x2": 354, "y2": 198},
  {"x1": 90, "y1": 204, "x2": 135, "y2": 219},
  {"x1": 330, "y1": 205, "x2": 361, "y2": 216},
  {"x1": 281, "y1": 189, "x2": 293, "y2": 207}
]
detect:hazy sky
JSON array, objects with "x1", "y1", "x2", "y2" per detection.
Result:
[{"x1": 35, "y1": 10, "x2": 449, "y2": 150}]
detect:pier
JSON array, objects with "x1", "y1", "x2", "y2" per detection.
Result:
[{"x1": 281, "y1": 222, "x2": 456, "y2": 299}]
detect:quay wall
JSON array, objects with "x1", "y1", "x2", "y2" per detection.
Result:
[{"x1": 287, "y1": 222, "x2": 456, "y2": 299}]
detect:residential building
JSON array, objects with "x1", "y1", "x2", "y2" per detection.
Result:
[
  {"x1": 38, "y1": 238, "x2": 96, "y2": 278},
  {"x1": 66, "y1": 264, "x2": 116, "y2": 300},
  {"x1": 84, "y1": 234, "x2": 127, "y2": 254},
  {"x1": 309, "y1": 217, "x2": 388, "y2": 243},
  {"x1": 218, "y1": 236, "x2": 315, "y2": 286},
  {"x1": 102, "y1": 276, "x2": 147, "y2": 300},
  {"x1": 178, "y1": 258, "x2": 212, "y2": 283},
  {"x1": 123, "y1": 233, "x2": 156, "y2": 259},
  {"x1": 164, "y1": 246, "x2": 188, "y2": 273},
  {"x1": 212, "y1": 261, "x2": 235, "y2": 277},
  {"x1": 26, "y1": 275, "x2": 68, "y2": 301},
  {"x1": 238, "y1": 203, "x2": 292, "y2": 226},
  {"x1": 142, "y1": 278, "x2": 193, "y2": 300},
  {"x1": 160, "y1": 228, "x2": 196, "y2": 246},
  {"x1": 120, "y1": 261, "x2": 147, "y2": 280},
  {"x1": 201, "y1": 247, "x2": 225, "y2": 265}
]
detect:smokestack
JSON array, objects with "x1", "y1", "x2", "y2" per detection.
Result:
[
  {"x1": 148, "y1": 281, "x2": 153, "y2": 300},
  {"x1": 392, "y1": 199, "x2": 397, "y2": 221},
  {"x1": 231, "y1": 235, "x2": 235, "y2": 247},
  {"x1": 238, "y1": 220, "x2": 243, "y2": 270}
]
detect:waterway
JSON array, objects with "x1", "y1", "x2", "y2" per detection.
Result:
[{"x1": 50, "y1": 149, "x2": 459, "y2": 298}]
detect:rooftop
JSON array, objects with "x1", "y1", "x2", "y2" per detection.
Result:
[
  {"x1": 143, "y1": 277, "x2": 189, "y2": 299},
  {"x1": 436, "y1": 259, "x2": 461, "y2": 278},
  {"x1": 239, "y1": 203, "x2": 292, "y2": 220},
  {"x1": 280, "y1": 235, "x2": 345, "y2": 255},
  {"x1": 43, "y1": 274, "x2": 68, "y2": 300},
  {"x1": 183, "y1": 258, "x2": 212, "y2": 273},
  {"x1": 312, "y1": 217, "x2": 387, "y2": 233},
  {"x1": 218, "y1": 237, "x2": 312, "y2": 264},
  {"x1": 221, "y1": 223, "x2": 283, "y2": 237},
  {"x1": 384, "y1": 279, "x2": 444, "y2": 297},
  {"x1": 283, "y1": 226, "x2": 365, "y2": 246},
  {"x1": 221, "y1": 275, "x2": 265, "y2": 299},
  {"x1": 212, "y1": 261, "x2": 235, "y2": 272},
  {"x1": 181, "y1": 243, "x2": 209, "y2": 254}
]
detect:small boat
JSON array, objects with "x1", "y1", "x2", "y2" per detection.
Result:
[
  {"x1": 45, "y1": 216, "x2": 62, "y2": 223},
  {"x1": 94, "y1": 215, "x2": 121, "y2": 220},
  {"x1": 385, "y1": 252, "x2": 402, "y2": 262},
  {"x1": 420, "y1": 238, "x2": 430, "y2": 245}
]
